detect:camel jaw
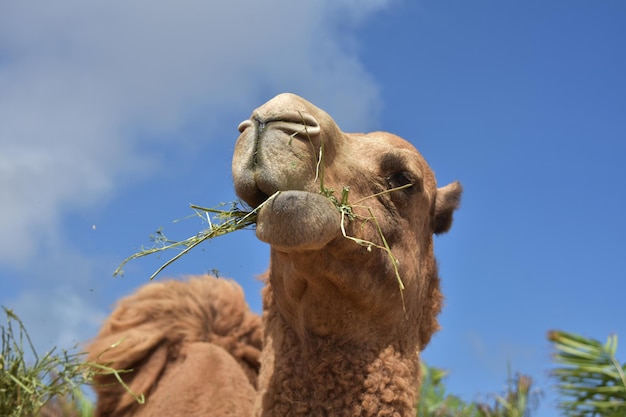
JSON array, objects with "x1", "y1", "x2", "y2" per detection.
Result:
[{"x1": 255, "y1": 190, "x2": 341, "y2": 251}]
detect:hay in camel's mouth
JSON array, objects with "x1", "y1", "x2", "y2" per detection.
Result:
[
  {"x1": 113, "y1": 185, "x2": 411, "y2": 317},
  {"x1": 115, "y1": 119, "x2": 412, "y2": 315},
  {"x1": 113, "y1": 197, "x2": 267, "y2": 280}
]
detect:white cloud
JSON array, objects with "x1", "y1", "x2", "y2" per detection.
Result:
[
  {"x1": 0, "y1": 0, "x2": 392, "y2": 267},
  {"x1": 0, "y1": 233, "x2": 122, "y2": 354},
  {"x1": 5, "y1": 288, "x2": 106, "y2": 352}
]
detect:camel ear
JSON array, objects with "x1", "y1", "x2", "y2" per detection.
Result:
[{"x1": 433, "y1": 181, "x2": 462, "y2": 235}]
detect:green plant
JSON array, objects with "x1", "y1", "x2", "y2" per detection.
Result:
[
  {"x1": 417, "y1": 363, "x2": 539, "y2": 417},
  {"x1": 34, "y1": 383, "x2": 93, "y2": 417},
  {"x1": 0, "y1": 307, "x2": 140, "y2": 417},
  {"x1": 417, "y1": 363, "x2": 479, "y2": 417},
  {"x1": 549, "y1": 330, "x2": 626, "y2": 417},
  {"x1": 476, "y1": 368, "x2": 539, "y2": 417}
]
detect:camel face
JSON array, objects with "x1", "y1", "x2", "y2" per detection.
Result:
[{"x1": 233, "y1": 93, "x2": 461, "y2": 341}]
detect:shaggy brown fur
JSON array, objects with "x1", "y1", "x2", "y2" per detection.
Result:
[
  {"x1": 88, "y1": 93, "x2": 461, "y2": 416},
  {"x1": 233, "y1": 93, "x2": 462, "y2": 416},
  {"x1": 87, "y1": 276, "x2": 262, "y2": 416}
]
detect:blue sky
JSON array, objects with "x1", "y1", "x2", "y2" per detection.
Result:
[{"x1": 1, "y1": 1, "x2": 624, "y2": 415}]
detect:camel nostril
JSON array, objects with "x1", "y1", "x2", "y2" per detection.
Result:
[
  {"x1": 248, "y1": 111, "x2": 320, "y2": 138},
  {"x1": 265, "y1": 112, "x2": 321, "y2": 139},
  {"x1": 238, "y1": 120, "x2": 253, "y2": 133},
  {"x1": 274, "y1": 111, "x2": 319, "y2": 129}
]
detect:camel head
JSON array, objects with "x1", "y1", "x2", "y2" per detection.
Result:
[{"x1": 232, "y1": 93, "x2": 461, "y2": 349}]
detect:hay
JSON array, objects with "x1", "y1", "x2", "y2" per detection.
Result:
[
  {"x1": 324, "y1": 185, "x2": 412, "y2": 315},
  {"x1": 113, "y1": 196, "x2": 277, "y2": 280}
]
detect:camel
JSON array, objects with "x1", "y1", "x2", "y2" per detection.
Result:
[
  {"x1": 87, "y1": 93, "x2": 462, "y2": 417},
  {"x1": 87, "y1": 276, "x2": 263, "y2": 416}
]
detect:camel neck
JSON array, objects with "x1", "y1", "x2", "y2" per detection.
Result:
[{"x1": 255, "y1": 307, "x2": 421, "y2": 417}]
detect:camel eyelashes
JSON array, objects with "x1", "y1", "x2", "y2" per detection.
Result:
[
  {"x1": 386, "y1": 172, "x2": 416, "y2": 192},
  {"x1": 379, "y1": 153, "x2": 420, "y2": 194}
]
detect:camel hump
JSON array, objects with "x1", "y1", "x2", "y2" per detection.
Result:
[{"x1": 87, "y1": 275, "x2": 262, "y2": 416}]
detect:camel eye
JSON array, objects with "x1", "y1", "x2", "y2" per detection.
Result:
[{"x1": 386, "y1": 172, "x2": 414, "y2": 191}]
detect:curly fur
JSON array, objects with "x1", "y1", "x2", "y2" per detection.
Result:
[
  {"x1": 254, "y1": 280, "x2": 422, "y2": 417},
  {"x1": 87, "y1": 275, "x2": 262, "y2": 417}
]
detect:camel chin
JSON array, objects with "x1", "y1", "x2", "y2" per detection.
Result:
[{"x1": 255, "y1": 190, "x2": 341, "y2": 251}]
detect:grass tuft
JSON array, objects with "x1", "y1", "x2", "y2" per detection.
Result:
[{"x1": 0, "y1": 307, "x2": 142, "y2": 417}]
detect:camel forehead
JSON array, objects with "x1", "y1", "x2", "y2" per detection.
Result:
[
  {"x1": 356, "y1": 131, "x2": 423, "y2": 154},
  {"x1": 347, "y1": 132, "x2": 434, "y2": 176}
]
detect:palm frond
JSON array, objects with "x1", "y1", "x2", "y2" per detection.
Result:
[{"x1": 548, "y1": 330, "x2": 626, "y2": 417}]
